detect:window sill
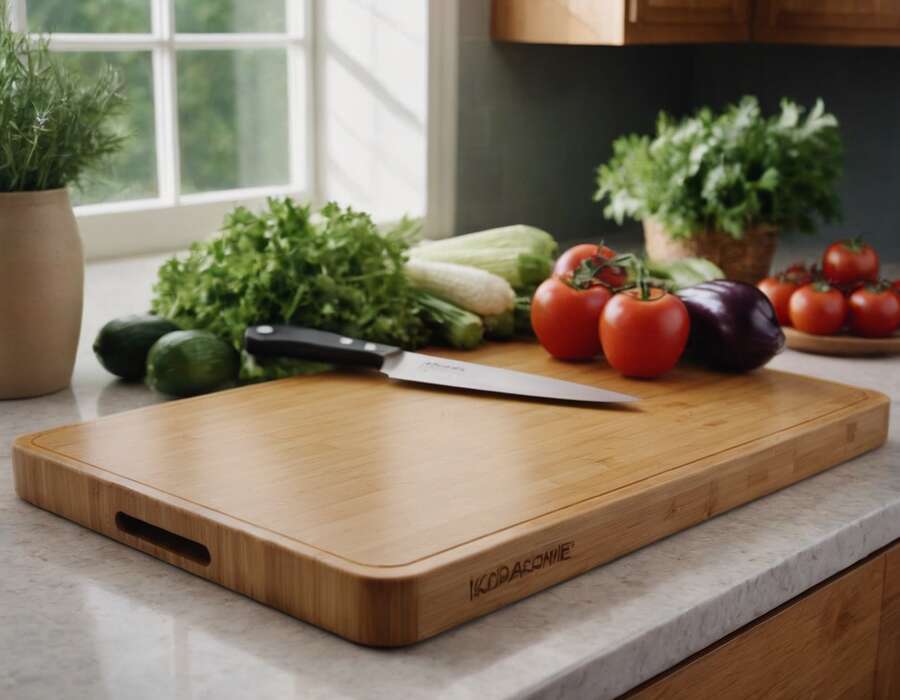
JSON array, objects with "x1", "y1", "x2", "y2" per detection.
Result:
[{"x1": 76, "y1": 186, "x2": 304, "y2": 260}]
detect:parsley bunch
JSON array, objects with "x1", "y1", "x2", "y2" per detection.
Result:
[
  {"x1": 152, "y1": 199, "x2": 429, "y2": 379},
  {"x1": 595, "y1": 97, "x2": 842, "y2": 239}
]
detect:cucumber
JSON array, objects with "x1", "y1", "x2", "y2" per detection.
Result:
[
  {"x1": 93, "y1": 314, "x2": 181, "y2": 380},
  {"x1": 146, "y1": 330, "x2": 238, "y2": 398}
]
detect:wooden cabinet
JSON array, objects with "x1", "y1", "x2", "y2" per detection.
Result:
[
  {"x1": 876, "y1": 544, "x2": 900, "y2": 698},
  {"x1": 630, "y1": 0, "x2": 750, "y2": 42},
  {"x1": 632, "y1": 0, "x2": 748, "y2": 28},
  {"x1": 491, "y1": 0, "x2": 751, "y2": 45},
  {"x1": 626, "y1": 539, "x2": 900, "y2": 699},
  {"x1": 492, "y1": 0, "x2": 900, "y2": 47},
  {"x1": 755, "y1": 0, "x2": 900, "y2": 47}
]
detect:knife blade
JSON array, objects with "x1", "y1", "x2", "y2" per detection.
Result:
[{"x1": 244, "y1": 325, "x2": 636, "y2": 404}]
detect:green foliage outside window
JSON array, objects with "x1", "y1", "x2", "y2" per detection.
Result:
[{"x1": 25, "y1": 0, "x2": 292, "y2": 205}]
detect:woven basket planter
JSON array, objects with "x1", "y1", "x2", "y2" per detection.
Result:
[{"x1": 643, "y1": 219, "x2": 777, "y2": 284}]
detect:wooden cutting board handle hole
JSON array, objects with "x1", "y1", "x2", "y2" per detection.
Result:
[{"x1": 115, "y1": 512, "x2": 211, "y2": 566}]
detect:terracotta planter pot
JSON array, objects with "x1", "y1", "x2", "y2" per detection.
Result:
[
  {"x1": 643, "y1": 218, "x2": 777, "y2": 284},
  {"x1": 0, "y1": 189, "x2": 84, "y2": 399}
]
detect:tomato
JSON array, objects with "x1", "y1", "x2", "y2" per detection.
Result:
[
  {"x1": 553, "y1": 243, "x2": 614, "y2": 276},
  {"x1": 783, "y1": 262, "x2": 815, "y2": 286},
  {"x1": 553, "y1": 243, "x2": 627, "y2": 288},
  {"x1": 822, "y1": 238, "x2": 879, "y2": 285},
  {"x1": 892, "y1": 279, "x2": 900, "y2": 298},
  {"x1": 531, "y1": 277, "x2": 612, "y2": 360},
  {"x1": 599, "y1": 287, "x2": 690, "y2": 378},
  {"x1": 840, "y1": 279, "x2": 867, "y2": 297},
  {"x1": 757, "y1": 276, "x2": 797, "y2": 326},
  {"x1": 597, "y1": 264, "x2": 628, "y2": 289},
  {"x1": 848, "y1": 286, "x2": 900, "y2": 337},
  {"x1": 788, "y1": 283, "x2": 848, "y2": 335}
]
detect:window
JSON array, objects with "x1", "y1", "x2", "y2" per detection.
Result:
[{"x1": 8, "y1": 0, "x2": 457, "y2": 258}]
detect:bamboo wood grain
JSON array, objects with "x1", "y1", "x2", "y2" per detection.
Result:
[
  {"x1": 627, "y1": 546, "x2": 887, "y2": 699},
  {"x1": 876, "y1": 543, "x2": 900, "y2": 699},
  {"x1": 783, "y1": 326, "x2": 900, "y2": 357},
  {"x1": 491, "y1": 0, "x2": 750, "y2": 45},
  {"x1": 12, "y1": 342, "x2": 889, "y2": 646}
]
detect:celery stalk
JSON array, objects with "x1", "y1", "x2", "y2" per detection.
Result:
[
  {"x1": 514, "y1": 295, "x2": 533, "y2": 336},
  {"x1": 416, "y1": 291, "x2": 484, "y2": 350},
  {"x1": 483, "y1": 309, "x2": 515, "y2": 340}
]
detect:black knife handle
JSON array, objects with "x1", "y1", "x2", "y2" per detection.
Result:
[{"x1": 244, "y1": 325, "x2": 399, "y2": 369}]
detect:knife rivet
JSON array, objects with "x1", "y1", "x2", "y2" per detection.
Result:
[
  {"x1": 364, "y1": 342, "x2": 377, "y2": 351},
  {"x1": 339, "y1": 337, "x2": 353, "y2": 345},
  {"x1": 256, "y1": 325, "x2": 274, "y2": 335}
]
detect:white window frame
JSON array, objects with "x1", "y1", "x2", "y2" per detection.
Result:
[{"x1": 8, "y1": 0, "x2": 457, "y2": 259}]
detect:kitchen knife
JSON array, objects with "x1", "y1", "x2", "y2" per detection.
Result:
[{"x1": 244, "y1": 325, "x2": 637, "y2": 404}]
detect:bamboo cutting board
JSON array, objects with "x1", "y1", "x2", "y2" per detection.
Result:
[{"x1": 13, "y1": 342, "x2": 890, "y2": 646}]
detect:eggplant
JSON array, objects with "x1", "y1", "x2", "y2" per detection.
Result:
[{"x1": 677, "y1": 280, "x2": 785, "y2": 372}]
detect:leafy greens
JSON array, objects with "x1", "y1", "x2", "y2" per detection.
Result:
[
  {"x1": 151, "y1": 199, "x2": 429, "y2": 380},
  {"x1": 594, "y1": 96, "x2": 842, "y2": 239}
]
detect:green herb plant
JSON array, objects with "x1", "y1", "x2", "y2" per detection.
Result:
[
  {"x1": 0, "y1": 4, "x2": 126, "y2": 191},
  {"x1": 594, "y1": 96, "x2": 843, "y2": 239},
  {"x1": 151, "y1": 198, "x2": 430, "y2": 381}
]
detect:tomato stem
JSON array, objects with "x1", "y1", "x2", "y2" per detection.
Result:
[
  {"x1": 624, "y1": 255, "x2": 650, "y2": 300},
  {"x1": 568, "y1": 253, "x2": 626, "y2": 291},
  {"x1": 844, "y1": 235, "x2": 865, "y2": 253},
  {"x1": 863, "y1": 279, "x2": 892, "y2": 293}
]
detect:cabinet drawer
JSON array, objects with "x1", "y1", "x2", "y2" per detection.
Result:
[
  {"x1": 630, "y1": 0, "x2": 749, "y2": 26},
  {"x1": 628, "y1": 541, "x2": 900, "y2": 699}
]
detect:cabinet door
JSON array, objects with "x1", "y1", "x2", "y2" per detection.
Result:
[
  {"x1": 627, "y1": 549, "x2": 886, "y2": 699},
  {"x1": 755, "y1": 0, "x2": 900, "y2": 46},
  {"x1": 876, "y1": 544, "x2": 900, "y2": 699},
  {"x1": 491, "y1": 0, "x2": 751, "y2": 45},
  {"x1": 631, "y1": 0, "x2": 748, "y2": 25},
  {"x1": 491, "y1": 1, "x2": 628, "y2": 45},
  {"x1": 626, "y1": 0, "x2": 751, "y2": 42}
]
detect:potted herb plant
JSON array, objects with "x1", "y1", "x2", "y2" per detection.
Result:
[
  {"x1": 594, "y1": 97, "x2": 842, "y2": 283},
  {"x1": 0, "y1": 12, "x2": 125, "y2": 398}
]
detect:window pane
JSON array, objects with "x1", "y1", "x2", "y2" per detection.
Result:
[
  {"x1": 174, "y1": 0, "x2": 286, "y2": 33},
  {"x1": 177, "y1": 50, "x2": 290, "y2": 194},
  {"x1": 55, "y1": 51, "x2": 158, "y2": 206},
  {"x1": 27, "y1": 0, "x2": 151, "y2": 33}
]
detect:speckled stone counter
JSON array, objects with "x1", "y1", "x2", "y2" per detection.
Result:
[{"x1": 2, "y1": 255, "x2": 898, "y2": 700}]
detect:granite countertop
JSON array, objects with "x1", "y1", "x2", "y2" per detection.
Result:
[{"x1": 2, "y1": 254, "x2": 899, "y2": 700}]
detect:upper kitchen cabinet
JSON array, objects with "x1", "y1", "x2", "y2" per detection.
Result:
[
  {"x1": 491, "y1": 0, "x2": 752, "y2": 45},
  {"x1": 754, "y1": 0, "x2": 900, "y2": 47}
]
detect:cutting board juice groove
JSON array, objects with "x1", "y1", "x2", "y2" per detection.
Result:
[{"x1": 12, "y1": 343, "x2": 890, "y2": 646}]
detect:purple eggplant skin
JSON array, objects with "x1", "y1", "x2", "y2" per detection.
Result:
[{"x1": 676, "y1": 280, "x2": 785, "y2": 372}]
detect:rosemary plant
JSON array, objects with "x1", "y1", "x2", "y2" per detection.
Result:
[{"x1": 0, "y1": 5, "x2": 126, "y2": 192}]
